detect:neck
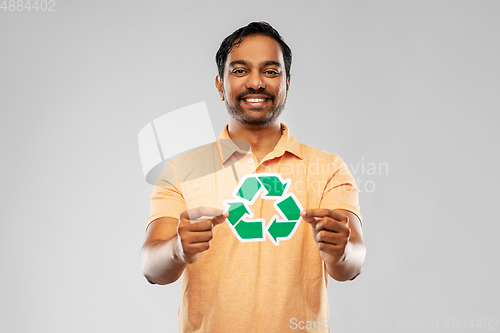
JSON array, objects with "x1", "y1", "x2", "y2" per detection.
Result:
[{"x1": 227, "y1": 118, "x2": 283, "y2": 163}]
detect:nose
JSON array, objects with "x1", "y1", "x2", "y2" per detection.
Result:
[{"x1": 245, "y1": 71, "x2": 265, "y2": 90}]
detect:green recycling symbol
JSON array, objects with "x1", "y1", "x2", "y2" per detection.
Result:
[{"x1": 222, "y1": 173, "x2": 303, "y2": 246}]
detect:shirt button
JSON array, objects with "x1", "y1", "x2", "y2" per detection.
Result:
[{"x1": 248, "y1": 158, "x2": 253, "y2": 164}]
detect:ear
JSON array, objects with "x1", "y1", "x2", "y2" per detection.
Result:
[
  {"x1": 215, "y1": 75, "x2": 224, "y2": 101},
  {"x1": 286, "y1": 75, "x2": 291, "y2": 92}
]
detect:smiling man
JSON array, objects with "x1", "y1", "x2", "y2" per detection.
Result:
[
  {"x1": 141, "y1": 22, "x2": 366, "y2": 333},
  {"x1": 218, "y1": 36, "x2": 288, "y2": 126}
]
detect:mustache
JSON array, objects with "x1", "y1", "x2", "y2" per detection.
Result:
[{"x1": 236, "y1": 88, "x2": 274, "y2": 101}]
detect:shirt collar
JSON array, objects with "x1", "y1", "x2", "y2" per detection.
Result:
[{"x1": 217, "y1": 123, "x2": 303, "y2": 164}]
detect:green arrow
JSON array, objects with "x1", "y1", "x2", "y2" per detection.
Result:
[
  {"x1": 276, "y1": 195, "x2": 301, "y2": 221},
  {"x1": 226, "y1": 202, "x2": 249, "y2": 226},
  {"x1": 267, "y1": 216, "x2": 297, "y2": 243},
  {"x1": 258, "y1": 175, "x2": 288, "y2": 197},
  {"x1": 235, "y1": 220, "x2": 263, "y2": 239},
  {"x1": 236, "y1": 176, "x2": 262, "y2": 202}
]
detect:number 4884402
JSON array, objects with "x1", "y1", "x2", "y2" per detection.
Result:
[
  {"x1": 442, "y1": 318, "x2": 499, "y2": 330},
  {"x1": 1, "y1": 0, "x2": 56, "y2": 11}
]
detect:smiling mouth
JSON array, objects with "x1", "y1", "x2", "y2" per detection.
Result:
[{"x1": 244, "y1": 98, "x2": 268, "y2": 103}]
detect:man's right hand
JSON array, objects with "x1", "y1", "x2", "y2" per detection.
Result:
[{"x1": 175, "y1": 207, "x2": 228, "y2": 264}]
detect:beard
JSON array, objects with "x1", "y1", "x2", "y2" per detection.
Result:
[{"x1": 225, "y1": 88, "x2": 287, "y2": 128}]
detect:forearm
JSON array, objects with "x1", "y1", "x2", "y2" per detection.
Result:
[
  {"x1": 141, "y1": 235, "x2": 187, "y2": 285},
  {"x1": 326, "y1": 238, "x2": 366, "y2": 281}
]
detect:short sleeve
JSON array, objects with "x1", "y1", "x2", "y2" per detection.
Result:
[
  {"x1": 146, "y1": 160, "x2": 187, "y2": 230},
  {"x1": 319, "y1": 157, "x2": 362, "y2": 223}
]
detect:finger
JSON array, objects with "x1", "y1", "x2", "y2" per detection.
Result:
[
  {"x1": 180, "y1": 219, "x2": 213, "y2": 232},
  {"x1": 181, "y1": 207, "x2": 226, "y2": 221},
  {"x1": 316, "y1": 229, "x2": 348, "y2": 246},
  {"x1": 212, "y1": 211, "x2": 229, "y2": 227},
  {"x1": 184, "y1": 242, "x2": 210, "y2": 255},
  {"x1": 316, "y1": 217, "x2": 348, "y2": 233},
  {"x1": 326, "y1": 209, "x2": 348, "y2": 222},
  {"x1": 300, "y1": 210, "x2": 322, "y2": 224},
  {"x1": 301, "y1": 209, "x2": 348, "y2": 223},
  {"x1": 187, "y1": 230, "x2": 213, "y2": 244},
  {"x1": 317, "y1": 242, "x2": 345, "y2": 259}
]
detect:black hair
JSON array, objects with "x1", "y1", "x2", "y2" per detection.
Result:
[{"x1": 215, "y1": 21, "x2": 292, "y2": 81}]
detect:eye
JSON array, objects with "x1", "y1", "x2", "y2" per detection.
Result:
[
  {"x1": 264, "y1": 70, "x2": 279, "y2": 76},
  {"x1": 232, "y1": 69, "x2": 246, "y2": 75}
]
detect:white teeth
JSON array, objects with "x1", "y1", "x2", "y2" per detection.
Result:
[{"x1": 245, "y1": 98, "x2": 266, "y2": 103}]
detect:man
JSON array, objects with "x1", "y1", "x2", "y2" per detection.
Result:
[{"x1": 141, "y1": 22, "x2": 366, "y2": 332}]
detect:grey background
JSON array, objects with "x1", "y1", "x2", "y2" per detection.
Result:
[{"x1": 1, "y1": 0, "x2": 499, "y2": 332}]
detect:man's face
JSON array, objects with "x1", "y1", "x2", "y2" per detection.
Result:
[{"x1": 216, "y1": 35, "x2": 290, "y2": 127}]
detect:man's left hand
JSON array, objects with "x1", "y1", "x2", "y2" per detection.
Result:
[{"x1": 300, "y1": 209, "x2": 351, "y2": 266}]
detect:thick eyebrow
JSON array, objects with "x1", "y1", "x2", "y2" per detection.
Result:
[
  {"x1": 228, "y1": 60, "x2": 248, "y2": 68},
  {"x1": 260, "y1": 60, "x2": 282, "y2": 68},
  {"x1": 228, "y1": 60, "x2": 282, "y2": 69}
]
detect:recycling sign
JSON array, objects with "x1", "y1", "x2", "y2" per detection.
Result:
[{"x1": 222, "y1": 173, "x2": 303, "y2": 246}]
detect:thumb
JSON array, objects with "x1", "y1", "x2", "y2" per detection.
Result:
[
  {"x1": 300, "y1": 210, "x2": 320, "y2": 226},
  {"x1": 212, "y1": 211, "x2": 229, "y2": 227}
]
